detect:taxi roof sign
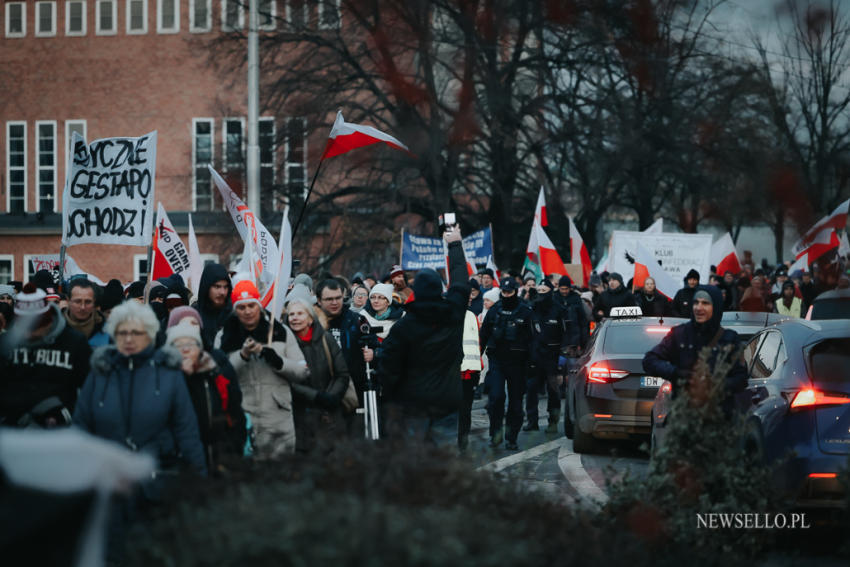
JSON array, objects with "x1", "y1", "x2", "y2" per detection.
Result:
[{"x1": 609, "y1": 306, "x2": 643, "y2": 318}]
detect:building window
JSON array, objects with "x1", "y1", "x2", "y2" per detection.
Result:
[
  {"x1": 66, "y1": 0, "x2": 87, "y2": 35},
  {"x1": 318, "y1": 0, "x2": 339, "y2": 29},
  {"x1": 189, "y1": 0, "x2": 210, "y2": 32},
  {"x1": 193, "y1": 118, "x2": 215, "y2": 211},
  {"x1": 221, "y1": 0, "x2": 242, "y2": 31},
  {"x1": 35, "y1": 2, "x2": 57, "y2": 36},
  {"x1": 259, "y1": 118, "x2": 276, "y2": 211},
  {"x1": 200, "y1": 253, "x2": 220, "y2": 265},
  {"x1": 127, "y1": 0, "x2": 147, "y2": 34},
  {"x1": 133, "y1": 254, "x2": 148, "y2": 281},
  {"x1": 5, "y1": 2, "x2": 26, "y2": 37},
  {"x1": 65, "y1": 119, "x2": 87, "y2": 161},
  {"x1": 6, "y1": 122, "x2": 27, "y2": 214},
  {"x1": 258, "y1": 0, "x2": 275, "y2": 30},
  {"x1": 285, "y1": 117, "x2": 306, "y2": 200},
  {"x1": 286, "y1": 0, "x2": 305, "y2": 27},
  {"x1": 36, "y1": 121, "x2": 57, "y2": 213},
  {"x1": 223, "y1": 117, "x2": 245, "y2": 174},
  {"x1": 96, "y1": 0, "x2": 116, "y2": 34},
  {"x1": 0, "y1": 256, "x2": 14, "y2": 284},
  {"x1": 157, "y1": 0, "x2": 178, "y2": 33}
]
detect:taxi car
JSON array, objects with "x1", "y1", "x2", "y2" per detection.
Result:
[{"x1": 563, "y1": 306, "x2": 687, "y2": 453}]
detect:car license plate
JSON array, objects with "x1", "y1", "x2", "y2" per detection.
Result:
[{"x1": 641, "y1": 376, "x2": 664, "y2": 388}]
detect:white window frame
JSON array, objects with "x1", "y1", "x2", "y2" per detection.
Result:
[
  {"x1": 221, "y1": 0, "x2": 243, "y2": 31},
  {"x1": 22, "y1": 254, "x2": 45, "y2": 283},
  {"x1": 65, "y1": 119, "x2": 87, "y2": 163},
  {"x1": 6, "y1": 121, "x2": 28, "y2": 214},
  {"x1": 222, "y1": 117, "x2": 245, "y2": 172},
  {"x1": 189, "y1": 0, "x2": 210, "y2": 32},
  {"x1": 65, "y1": 0, "x2": 87, "y2": 35},
  {"x1": 258, "y1": 0, "x2": 275, "y2": 30},
  {"x1": 285, "y1": 116, "x2": 307, "y2": 199},
  {"x1": 317, "y1": 0, "x2": 340, "y2": 30},
  {"x1": 0, "y1": 255, "x2": 15, "y2": 284},
  {"x1": 5, "y1": 2, "x2": 26, "y2": 37},
  {"x1": 35, "y1": 1, "x2": 57, "y2": 36},
  {"x1": 126, "y1": 0, "x2": 148, "y2": 34},
  {"x1": 192, "y1": 117, "x2": 215, "y2": 211},
  {"x1": 157, "y1": 0, "x2": 179, "y2": 33},
  {"x1": 285, "y1": 0, "x2": 306, "y2": 28},
  {"x1": 35, "y1": 120, "x2": 58, "y2": 213},
  {"x1": 96, "y1": 0, "x2": 117, "y2": 35},
  {"x1": 133, "y1": 254, "x2": 148, "y2": 281}
]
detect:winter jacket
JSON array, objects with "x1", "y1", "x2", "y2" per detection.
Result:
[
  {"x1": 775, "y1": 296, "x2": 802, "y2": 318},
  {"x1": 360, "y1": 303, "x2": 404, "y2": 340},
  {"x1": 325, "y1": 307, "x2": 367, "y2": 394},
  {"x1": 290, "y1": 322, "x2": 351, "y2": 453},
  {"x1": 215, "y1": 312, "x2": 309, "y2": 457},
  {"x1": 378, "y1": 240, "x2": 469, "y2": 418},
  {"x1": 593, "y1": 286, "x2": 637, "y2": 321},
  {"x1": 555, "y1": 290, "x2": 590, "y2": 349},
  {"x1": 468, "y1": 294, "x2": 484, "y2": 316},
  {"x1": 192, "y1": 263, "x2": 233, "y2": 349},
  {"x1": 73, "y1": 345, "x2": 207, "y2": 478},
  {"x1": 62, "y1": 308, "x2": 110, "y2": 347},
  {"x1": 183, "y1": 351, "x2": 247, "y2": 469},
  {"x1": 636, "y1": 291, "x2": 672, "y2": 318},
  {"x1": 479, "y1": 297, "x2": 537, "y2": 363},
  {"x1": 643, "y1": 285, "x2": 748, "y2": 412},
  {"x1": 532, "y1": 292, "x2": 572, "y2": 356},
  {"x1": 0, "y1": 304, "x2": 91, "y2": 425}
]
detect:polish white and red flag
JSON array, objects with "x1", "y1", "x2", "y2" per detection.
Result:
[
  {"x1": 321, "y1": 111, "x2": 411, "y2": 160},
  {"x1": 568, "y1": 216, "x2": 592, "y2": 287},
  {"x1": 151, "y1": 203, "x2": 191, "y2": 282},
  {"x1": 534, "y1": 186, "x2": 548, "y2": 227},
  {"x1": 711, "y1": 232, "x2": 742, "y2": 276},
  {"x1": 486, "y1": 255, "x2": 501, "y2": 287},
  {"x1": 795, "y1": 226, "x2": 840, "y2": 262},
  {"x1": 791, "y1": 198, "x2": 850, "y2": 258},
  {"x1": 526, "y1": 217, "x2": 567, "y2": 276},
  {"x1": 631, "y1": 242, "x2": 679, "y2": 300}
]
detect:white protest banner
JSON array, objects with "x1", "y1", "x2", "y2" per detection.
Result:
[
  {"x1": 151, "y1": 203, "x2": 191, "y2": 281},
  {"x1": 610, "y1": 231, "x2": 712, "y2": 284},
  {"x1": 208, "y1": 165, "x2": 279, "y2": 305},
  {"x1": 27, "y1": 254, "x2": 106, "y2": 285},
  {"x1": 62, "y1": 131, "x2": 157, "y2": 247}
]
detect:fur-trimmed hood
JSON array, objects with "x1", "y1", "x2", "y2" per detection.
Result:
[{"x1": 90, "y1": 344, "x2": 183, "y2": 375}]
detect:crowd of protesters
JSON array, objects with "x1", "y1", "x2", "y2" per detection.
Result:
[{"x1": 1, "y1": 243, "x2": 848, "y2": 562}]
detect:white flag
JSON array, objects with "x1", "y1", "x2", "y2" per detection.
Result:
[
  {"x1": 187, "y1": 214, "x2": 202, "y2": 299},
  {"x1": 269, "y1": 206, "x2": 293, "y2": 322}
]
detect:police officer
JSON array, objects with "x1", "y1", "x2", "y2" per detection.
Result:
[
  {"x1": 480, "y1": 276, "x2": 538, "y2": 450},
  {"x1": 525, "y1": 279, "x2": 575, "y2": 433}
]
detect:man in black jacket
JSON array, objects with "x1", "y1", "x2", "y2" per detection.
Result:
[
  {"x1": 317, "y1": 278, "x2": 366, "y2": 395},
  {"x1": 592, "y1": 272, "x2": 636, "y2": 321},
  {"x1": 671, "y1": 269, "x2": 700, "y2": 318},
  {"x1": 0, "y1": 285, "x2": 91, "y2": 426},
  {"x1": 378, "y1": 226, "x2": 470, "y2": 444},
  {"x1": 192, "y1": 264, "x2": 233, "y2": 348}
]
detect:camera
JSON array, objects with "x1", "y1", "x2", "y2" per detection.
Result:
[
  {"x1": 438, "y1": 212, "x2": 457, "y2": 233},
  {"x1": 358, "y1": 315, "x2": 384, "y2": 348}
]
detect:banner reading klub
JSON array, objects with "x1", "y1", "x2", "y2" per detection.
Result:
[
  {"x1": 62, "y1": 131, "x2": 157, "y2": 247},
  {"x1": 208, "y1": 166, "x2": 279, "y2": 304}
]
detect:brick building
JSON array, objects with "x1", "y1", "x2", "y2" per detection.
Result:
[{"x1": 0, "y1": 0, "x2": 341, "y2": 286}]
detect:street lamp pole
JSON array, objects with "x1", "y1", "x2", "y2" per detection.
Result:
[{"x1": 247, "y1": 0, "x2": 261, "y2": 220}]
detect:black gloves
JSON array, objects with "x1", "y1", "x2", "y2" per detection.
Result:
[
  {"x1": 314, "y1": 391, "x2": 341, "y2": 410},
  {"x1": 260, "y1": 347, "x2": 284, "y2": 370}
]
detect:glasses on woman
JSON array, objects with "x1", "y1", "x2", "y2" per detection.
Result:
[{"x1": 116, "y1": 330, "x2": 147, "y2": 340}]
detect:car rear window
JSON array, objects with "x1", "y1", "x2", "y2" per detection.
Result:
[
  {"x1": 809, "y1": 339, "x2": 850, "y2": 387},
  {"x1": 603, "y1": 325, "x2": 671, "y2": 355},
  {"x1": 810, "y1": 298, "x2": 850, "y2": 320}
]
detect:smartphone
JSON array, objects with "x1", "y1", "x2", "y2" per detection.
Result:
[{"x1": 439, "y1": 212, "x2": 457, "y2": 232}]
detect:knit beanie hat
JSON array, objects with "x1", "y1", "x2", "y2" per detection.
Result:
[
  {"x1": 14, "y1": 283, "x2": 50, "y2": 317},
  {"x1": 558, "y1": 275, "x2": 573, "y2": 288},
  {"x1": 292, "y1": 273, "x2": 313, "y2": 292},
  {"x1": 483, "y1": 288, "x2": 501, "y2": 303},
  {"x1": 468, "y1": 278, "x2": 481, "y2": 291},
  {"x1": 166, "y1": 320, "x2": 203, "y2": 348},
  {"x1": 231, "y1": 279, "x2": 261, "y2": 308},
  {"x1": 390, "y1": 265, "x2": 404, "y2": 278},
  {"x1": 609, "y1": 272, "x2": 624, "y2": 286},
  {"x1": 0, "y1": 284, "x2": 16, "y2": 299},
  {"x1": 370, "y1": 283, "x2": 394, "y2": 304},
  {"x1": 167, "y1": 306, "x2": 204, "y2": 329}
]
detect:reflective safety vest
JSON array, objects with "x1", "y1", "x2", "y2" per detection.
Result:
[{"x1": 462, "y1": 310, "x2": 483, "y2": 372}]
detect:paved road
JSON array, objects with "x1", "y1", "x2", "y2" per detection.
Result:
[{"x1": 431, "y1": 397, "x2": 650, "y2": 507}]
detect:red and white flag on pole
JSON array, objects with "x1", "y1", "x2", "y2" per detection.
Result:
[
  {"x1": 796, "y1": 226, "x2": 840, "y2": 262},
  {"x1": 208, "y1": 165, "x2": 279, "y2": 306},
  {"x1": 268, "y1": 206, "x2": 292, "y2": 324},
  {"x1": 187, "y1": 213, "x2": 202, "y2": 299},
  {"x1": 151, "y1": 203, "x2": 191, "y2": 282},
  {"x1": 788, "y1": 253, "x2": 808, "y2": 274},
  {"x1": 711, "y1": 232, "x2": 742, "y2": 276},
  {"x1": 791, "y1": 198, "x2": 850, "y2": 257},
  {"x1": 526, "y1": 217, "x2": 567, "y2": 276},
  {"x1": 631, "y1": 242, "x2": 679, "y2": 300},
  {"x1": 568, "y1": 216, "x2": 592, "y2": 287},
  {"x1": 321, "y1": 111, "x2": 411, "y2": 160},
  {"x1": 535, "y1": 186, "x2": 548, "y2": 227},
  {"x1": 486, "y1": 255, "x2": 501, "y2": 286}
]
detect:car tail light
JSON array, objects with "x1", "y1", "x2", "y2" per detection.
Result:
[
  {"x1": 646, "y1": 327, "x2": 671, "y2": 334},
  {"x1": 808, "y1": 473, "x2": 837, "y2": 479},
  {"x1": 588, "y1": 364, "x2": 629, "y2": 383},
  {"x1": 790, "y1": 388, "x2": 850, "y2": 411}
]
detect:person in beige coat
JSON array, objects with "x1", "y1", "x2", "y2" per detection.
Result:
[{"x1": 215, "y1": 279, "x2": 309, "y2": 458}]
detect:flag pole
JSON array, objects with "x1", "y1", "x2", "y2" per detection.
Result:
[
  {"x1": 399, "y1": 227, "x2": 404, "y2": 266},
  {"x1": 58, "y1": 244, "x2": 67, "y2": 293},
  {"x1": 291, "y1": 158, "x2": 325, "y2": 241}
]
